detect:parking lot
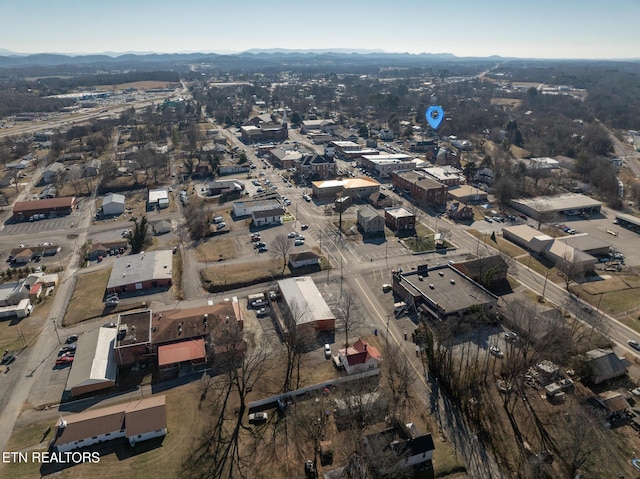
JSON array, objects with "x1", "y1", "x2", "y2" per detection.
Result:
[{"x1": 2, "y1": 216, "x2": 77, "y2": 236}]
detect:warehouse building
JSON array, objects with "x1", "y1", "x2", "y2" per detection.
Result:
[
  {"x1": 12, "y1": 196, "x2": 77, "y2": 221},
  {"x1": 106, "y1": 250, "x2": 173, "y2": 294},
  {"x1": 277, "y1": 277, "x2": 335, "y2": 332},
  {"x1": 510, "y1": 193, "x2": 602, "y2": 218},
  {"x1": 66, "y1": 327, "x2": 118, "y2": 397}
]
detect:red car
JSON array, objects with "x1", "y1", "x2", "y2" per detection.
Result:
[{"x1": 55, "y1": 356, "x2": 74, "y2": 366}]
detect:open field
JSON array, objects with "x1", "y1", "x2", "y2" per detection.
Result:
[
  {"x1": 490, "y1": 98, "x2": 522, "y2": 108},
  {"x1": 62, "y1": 268, "x2": 111, "y2": 326},
  {"x1": 96, "y1": 81, "x2": 179, "y2": 91},
  {"x1": 195, "y1": 237, "x2": 238, "y2": 262},
  {"x1": 0, "y1": 297, "x2": 53, "y2": 352},
  {"x1": 467, "y1": 228, "x2": 527, "y2": 258},
  {"x1": 201, "y1": 258, "x2": 285, "y2": 288}
]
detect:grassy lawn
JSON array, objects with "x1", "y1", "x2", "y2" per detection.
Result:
[
  {"x1": 201, "y1": 258, "x2": 285, "y2": 288},
  {"x1": 62, "y1": 268, "x2": 111, "y2": 326},
  {"x1": 467, "y1": 229, "x2": 527, "y2": 258},
  {"x1": 195, "y1": 237, "x2": 238, "y2": 262},
  {"x1": 0, "y1": 296, "x2": 54, "y2": 352},
  {"x1": 0, "y1": 386, "x2": 201, "y2": 479}
]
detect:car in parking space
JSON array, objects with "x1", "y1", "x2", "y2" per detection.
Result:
[
  {"x1": 294, "y1": 239, "x2": 305, "y2": 246},
  {"x1": 55, "y1": 356, "x2": 74, "y2": 366},
  {"x1": 382, "y1": 284, "x2": 392, "y2": 293},
  {"x1": 303, "y1": 194, "x2": 311, "y2": 202},
  {"x1": 268, "y1": 290, "x2": 278, "y2": 301},
  {"x1": 628, "y1": 340, "x2": 640, "y2": 351},
  {"x1": 103, "y1": 322, "x2": 117, "y2": 328},
  {"x1": 65, "y1": 335, "x2": 78, "y2": 344},
  {"x1": 288, "y1": 231, "x2": 298, "y2": 238},
  {"x1": 301, "y1": 224, "x2": 309, "y2": 230},
  {"x1": 251, "y1": 299, "x2": 267, "y2": 308},
  {"x1": 254, "y1": 241, "x2": 266, "y2": 249},
  {"x1": 258, "y1": 246, "x2": 268, "y2": 253},
  {"x1": 484, "y1": 216, "x2": 493, "y2": 223},
  {"x1": 504, "y1": 332, "x2": 518, "y2": 342},
  {"x1": 216, "y1": 222, "x2": 226, "y2": 230},
  {"x1": 256, "y1": 307, "x2": 270, "y2": 317}
]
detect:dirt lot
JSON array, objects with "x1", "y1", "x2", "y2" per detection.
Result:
[{"x1": 62, "y1": 268, "x2": 111, "y2": 326}]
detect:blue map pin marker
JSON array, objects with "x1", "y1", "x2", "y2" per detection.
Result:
[{"x1": 426, "y1": 105, "x2": 444, "y2": 130}]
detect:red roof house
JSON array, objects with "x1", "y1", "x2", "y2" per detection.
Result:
[{"x1": 338, "y1": 338, "x2": 382, "y2": 375}]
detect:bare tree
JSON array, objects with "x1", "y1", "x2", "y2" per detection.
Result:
[
  {"x1": 182, "y1": 329, "x2": 270, "y2": 479},
  {"x1": 270, "y1": 233, "x2": 292, "y2": 276},
  {"x1": 383, "y1": 340, "x2": 416, "y2": 421},
  {"x1": 335, "y1": 291, "x2": 362, "y2": 350},
  {"x1": 281, "y1": 299, "x2": 310, "y2": 392}
]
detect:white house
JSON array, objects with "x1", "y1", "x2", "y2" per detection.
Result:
[
  {"x1": 289, "y1": 251, "x2": 322, "y2": 269},
  {"x1": 365, "y1": 420, "x2": 435, "y2": 472},
  {"x1": 102, "y1": 193, "x2": 125, "y2": 216},
  {"x1": 338, "y1": 338, "x2": 381, "y2": 375},
  {"x1": 252, "y1": 207, "x2": 285, "y2": 227}
]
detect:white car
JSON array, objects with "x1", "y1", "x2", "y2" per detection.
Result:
[
  {"x1": 294, "y1": 239, "x2": 305, "y2": 246},
  {"x1": 324, "y1": 344, "x2": 332, "y2": 359},
  {"x1": 248, "y1": 412, "x2": 268, "y2": 423},
  {"x1": 288, "y1": 231, "x2": 298, "y2": 238},
  {"x1": 490, "y1": 346, "x2": 504, "y2": 358}
]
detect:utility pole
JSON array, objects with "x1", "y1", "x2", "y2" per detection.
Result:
[
  {"x1": 51, "y1": 317, "x2": 61, "y2": 345},
  {"x1": 541, "y1": 269, "x2": 550, "y2": 301}
]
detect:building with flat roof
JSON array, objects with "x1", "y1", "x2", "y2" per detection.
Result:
[
  {"x1": 421, "y1": 165, "x2": 464, "y2": 186},
  {"x1": 384, "y1": 206, "x2": 415, "y2": 232},
  {"x1": 392, "y1": 170, "x2": 447, "y2": 206},
  {"x1": 312, "y1": 177, "x2": 380, "y2": 201},
  {"x1": 278, "y1": 277, "x2": 335, "y2": 332},
  {"x1": 51, "y1": 395, "x2": 167, "y2": 452},
  {"x1": 392, "y1": 264, "x2": 498, "y2": 322},
  {"x1": 360, "y1": 153, "x2": 423, "y2": 178},
  {"x1": 502, "y1": 224, "x2": 554, "y2": 253},
  {"x1": 511, "y1": 193, "x2": 602, "y2": 218},
  {"x1": 447, "y1": 185, "x2": 488, "y2": 204},
  {"x1": 106, "y1": 250, "x2": 173, "y2": 294},
  {"x1": 148, "y1": 188, "x2": 169, "y2": 209},
  {"x1": 67, "y1": 327, "x2": 118, "y2": 397}
]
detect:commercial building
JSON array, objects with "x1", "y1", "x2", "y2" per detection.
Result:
[
  {"x1": 384, "y1": 206, "x2": 415, "y2": 232},
  {"x1": 233, "y1": 194, "x2": 282, "y2": 217},
  {"x1": 66, "y1": 327, "x2": 118, "y2": 397},
  {"x1": 51, "y1": 395, "x2": 167, "y2": 452},
  {"x1": 421, "y1": 165, "x2": 464, "y2": 186},
  {"x1": 12, "y1": 196, "x2": 77, "y2": 221},
  {"x1": 360, "y1": 153, "x2": 422, "y2": 178},
  {"x1": 148, "y1": 188, "x2": 169, "y2": 209},
  {"x1": 277, "y1": 277, "x2": 335, "y2": 332},
  {"x1": 311, "y1": 177, "x2": 380, "y2": 201},
  {"x1": 392, "y1": 264, "x2": 498, "y2": 322},
  {"x1": 270, "y1": 148, "x2": 302, "y2": 169},
  {"x1": 252, "y1": 207, "x2": 285, "y2": 227},
  {"x1": 106, "y1": 250, "x2": 173, "y2": 294},
  {"x1": 392, "y1": 171, "x2": 447, "y2": 206},
  {"x1": 447, "y1": 185, "x2": 488, "y2": 204},
  {"x1": 288, "y1": 251, "x2": 322, "y2": 269},
  {"x1": 296, "y1": 154, "x2": 337, "y2": 180},
  {"x1": 511, "y1": 193, "x2": 602, "y2": 218}
]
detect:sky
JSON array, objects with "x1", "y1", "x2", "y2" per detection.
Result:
[{"x1": 2, "y1": 0, "x2": 639, "y2": 59}]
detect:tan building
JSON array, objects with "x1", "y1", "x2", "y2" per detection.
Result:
[{"x1": 312, "y1": 177, "x2": 380, "y2": 201}]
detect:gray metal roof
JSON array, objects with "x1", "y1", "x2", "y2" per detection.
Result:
[
  {"x1": 107, "y1": 250, "x2": 173, "y2": 289},
  {"x1": 277, "y1": 277, "x2": 335, "y2": 325}
]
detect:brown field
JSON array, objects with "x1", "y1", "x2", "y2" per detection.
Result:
[
  {"x1": 195, "y1": 237, "x2": 238, "y2": 263},
  {"x1": 96, "y1": 81, "x2": 179, "y2": 91},
  {"x1": 62, "y1": 268, "x2": 111, "y2": 326},
  {"x1": 490, "y1": 98, "x2": 522, "y2": 108},
  {"x1": 466, "y1": 229, "x2": 527, "y2": 258},
  {"x1": 0, "y1": 297, "x2": 54, "y2": 352},
  {"x1": 201, "y1": 258, "x2": 286, "y2": 287}
]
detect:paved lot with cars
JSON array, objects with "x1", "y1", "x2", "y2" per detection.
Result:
[{"x1": 2, "y1": 216, "x2": 77, "y2": 236}]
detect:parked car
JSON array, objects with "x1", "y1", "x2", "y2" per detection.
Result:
[
  {"x1": 65, "y1": 335, "x2": 78, "y2": 344},
  {"x1": 216, "y1": 222, "x2": 226, "y2": 230},
  {"x1": 253, "y1": 242, "x2": 266, "y2": 249},
  {"x1": 251, "y1": 299, "x2": 267, "y2": 308},
  {"x1": 294, "y1": 239, "x2": 305, "y2": 246},
  {"x1": 248, "y1": 412, "x2": 268, "y2": 423},
  {"x1": 489, "y1": 346, "x2": 504, "y2": 358},
  {"x1": 256, "y1": 307, "x2": 270, "y2": 317},
  {"x1": 55, "y1": 356, "x2": 74, "y2": 366},
  {"x1": 288, "y1": 231, "x2": 298, "y2": 238},
  {"x1": 301, "y1": 224, "x2": 309, "y2": 230},
  {"x1": 1, "y1": 354, "x2": 16, "y2": 365},
  {"x1": 324, "y1": 344, "x2": 332, "y2": 359},
  {"x1": 504, "y1": 332, "x2": 518, "y2": 342},
  {"x1": 628, "y1": 340, "x2": 640, "y2": 351},
  {"x1": 103, "y1": 322, "x2": 117, "y2": 328},
  {"x1": 268, "y1": 291, "x2": 278, "y2": 301},
  {"x1": 382, "y1": 284, "x2": 392, "y2": 293},
  {"x1": 484, "y1": 216, "x2": 493, "y2": 223},
  {"x1": 258, "y1": 246, "x2": 268, "y2": 253}
]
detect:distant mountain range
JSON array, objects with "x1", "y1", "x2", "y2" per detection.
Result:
[{"x1": 0, "y1": 48, "x2": 637, "y2": 71}]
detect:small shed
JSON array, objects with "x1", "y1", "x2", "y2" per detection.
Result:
[{"x1": 102, "y1": 193, "x2": 125, "y2": 216}]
